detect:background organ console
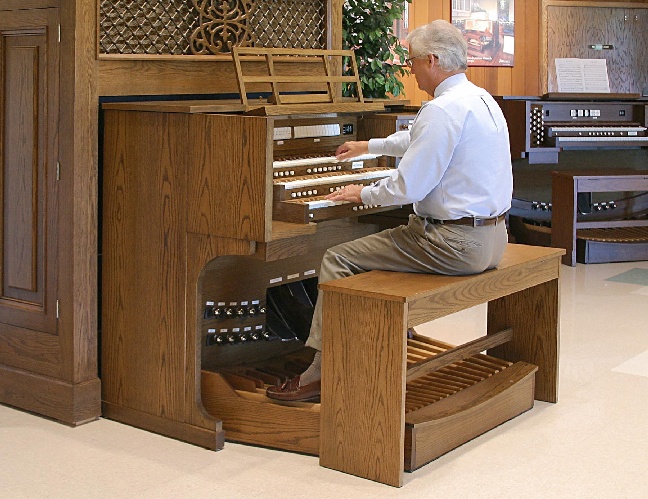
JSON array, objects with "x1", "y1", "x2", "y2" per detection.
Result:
[
  {"x1": 496, "y1": 95, "x2": 648, "y2": 264},
  {"x1": 498, "y1": 94, "x2": 647, "y2": 164}
]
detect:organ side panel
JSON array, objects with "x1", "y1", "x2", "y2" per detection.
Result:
[{"x1": 102, "y1": 110, "x2": 192, "y2": 418}]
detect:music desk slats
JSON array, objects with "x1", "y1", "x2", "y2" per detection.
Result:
[{"x1": 319, "y1": 243, "x2": 564, "y2": 487}]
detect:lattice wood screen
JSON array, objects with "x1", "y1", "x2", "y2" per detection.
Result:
[{"x1": 99, "y1": 0, "x2": 327, "y2": 56}]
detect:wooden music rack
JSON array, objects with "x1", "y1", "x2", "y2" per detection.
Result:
[{"x1": 231, "y1": 47, "x2": 385, "y2": 115}]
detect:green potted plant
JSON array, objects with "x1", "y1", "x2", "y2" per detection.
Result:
[{"x1": 342, "y1": 0, "x2": 411, "y2": 99}]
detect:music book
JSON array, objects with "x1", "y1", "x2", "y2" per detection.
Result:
[{"x1": 555, "y1": 58, "x2": 610, "y2": 93}]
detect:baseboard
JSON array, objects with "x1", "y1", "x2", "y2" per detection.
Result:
[{"x1": 0, "y1": 364, "x2": 101, "y2": 425}]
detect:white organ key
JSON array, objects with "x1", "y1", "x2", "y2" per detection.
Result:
[
  {"x1": 274, "y1": 156, "x2": 336, "y2": 168},
  {"x1": 557, "y1": 136, "x2": 648, "y2": 142},
  {"x1": 276, "y1": 169, "x2": 396, "y2": 189},
  {"x1": 273, "y1": 153, "x2": 381, "y2": 169},
  {"x1": 304, "y1": 199, "x2": 349, "y2": 208},
  {"x1": 550, "y1": 126, "x2": 646, "y2": 134}
]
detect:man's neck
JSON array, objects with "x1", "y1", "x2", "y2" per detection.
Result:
[{"x1": 429, "y1": 70, "x2": 465, "y2": 95}]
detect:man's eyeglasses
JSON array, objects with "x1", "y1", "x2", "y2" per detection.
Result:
[
  {"x1": 403, "y1": 54, "x2": 436, "y2": 68},
  {"x1": 403, "y1": 55, "x2": 421, "y2": 68}
]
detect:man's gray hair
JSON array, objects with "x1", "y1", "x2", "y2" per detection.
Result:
[{"x1": 407, "y1": 20, "x2": 468, "y2": 72}]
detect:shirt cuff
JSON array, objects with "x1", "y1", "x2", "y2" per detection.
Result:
[
  {"x1": 367, "y1": 138, "x2": 386, "y2": 155},
  {"x1": 360, "y1": 185, "x2": 372, "y2": 205}
]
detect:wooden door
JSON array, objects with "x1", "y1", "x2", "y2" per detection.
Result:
[{"x1": 0, "y1": 8, "x2": 59, "y2": 338}]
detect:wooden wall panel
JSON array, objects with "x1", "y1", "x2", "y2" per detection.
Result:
[
  {"x1": 401, "y1": 0, "x2": 647, "y2": 104},
  {"x1": 0, "y1": 2, "x2": 101, "y2": 425},
  {"x1": 58, "y1": 0, "x2": 99, "y2": 384},
  {"x1": 539, "y1": 0, "x2": 648, "y2": 93},
  {"x1": 0, "y1": 10, "x2": 58, "y2": 355},
  {"x1": 544, "y1": 2, "x2": 648, "y2": 93},
  {"x1": 402, "y1": 0, "x2": 541, "y2": 103},
  {"x1": 2, "y1": 33, "x2": 44, "y2": 300}
]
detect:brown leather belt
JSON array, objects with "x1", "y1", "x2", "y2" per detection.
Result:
[{"x1": 427, "y1": 213, "x2": 506, "y2": 227}]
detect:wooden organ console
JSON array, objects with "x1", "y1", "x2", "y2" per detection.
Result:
[
  {"x1": 101, "y1": 95, "x2": 402, "y2": 450},
  {"x1": 101, "y1": 94, "x2": 559, "y2": 471},
  {"x1": 101, "y1": 51, "x2": 557, "y2": 482},
  {"x1": 496, "y1": 95, "x2": 648, "y2": 264}
]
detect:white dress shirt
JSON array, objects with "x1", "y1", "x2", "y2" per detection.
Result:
[{"x1": 361, "y1": 73, "x2": 512, "y2": 220}]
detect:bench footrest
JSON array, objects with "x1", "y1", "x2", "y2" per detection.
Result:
[{"x1": 404, "y1": 355, "x2": 537, "y2": 471}]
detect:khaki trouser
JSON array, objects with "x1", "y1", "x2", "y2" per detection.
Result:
[{"x1": 305, "y1": 214, "x2": 508, "y2": 351}]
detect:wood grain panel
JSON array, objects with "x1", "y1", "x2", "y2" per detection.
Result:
[
  {"x1": 0, "y1": 0, "x2": 60, "y2": 8},
  {"x1": 101, "y1": 110, "x2": 189, "y2": 418},
  {"x1": 0, "y1": 363, "x2": 100, "y2": 425},
  {"x1": 0, "y1": 322, "x2": 61, "y2": 375},
  {"x1": 405, "y1": 362, "x2": 536, "y2": 470},
  {"x1": 0, "y1": 4, "x2": 100, "y2": 424},
  {"x1": 487, "y1": 279, "x2": 560, "y2": 403},
  {"x1": 187, "y1": 113, "x2": 271, "y2": 242},
  {"x1": 56, "y1": 0, "x2": 99, "y2": 386},
  {"x1": 543, "y1": 2, "x2": 648, "y2": 93},
  {"x1": 101, "y1": 110, "x2": 256, "y2": 443},
  {"x1": 102, "y1": 400, "x2": 223, "y2": 450},
  {"x1": 407, "y1": 258, "x2": 560, "y2": 327},
  {"x1": 201, "y1": 371, "x2": 319, "y2": 454},
  {"x1": 0, "y1": 9, "x2": 58, "y2": 336},
  {"x1": 608, "y1": 7, "x2": 648, "y2": 93},
  {"x1": 3, "y1": 35, "x2": 40, "y2": 294},
  {"x1": 320, "y1": 291, "x2": 407, "y2": 487}
]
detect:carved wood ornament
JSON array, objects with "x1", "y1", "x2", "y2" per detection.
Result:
[{"x1": 190, "y1": 0, "x2": 257, "y2": 55}]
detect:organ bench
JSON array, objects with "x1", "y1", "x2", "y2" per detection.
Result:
[{"x1": 319, "y1": 243, "x2": 565, "y2": 487}]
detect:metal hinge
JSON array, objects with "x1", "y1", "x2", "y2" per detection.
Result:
[
  {"x1": 56, "y1": 300, "x2": 60, "y2": 319},
  {"x1": 58, "y1": 25, "x2": 61, "y2": 42},
  {"x1": 57, "y1": 162, "x2": 60, "y2": 180}
]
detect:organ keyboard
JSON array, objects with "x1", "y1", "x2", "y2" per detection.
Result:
[{"x1": 269, "y1": 117, "x2": 397, "y2": 223}]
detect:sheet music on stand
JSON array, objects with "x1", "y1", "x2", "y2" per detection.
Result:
[{"x1": 555, "y1": 58, "x2": 610, "y2": 93}]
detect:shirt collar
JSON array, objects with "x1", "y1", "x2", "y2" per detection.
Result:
[{"x1": 433, "y1": 73, "x2": 468, "y2": 98}]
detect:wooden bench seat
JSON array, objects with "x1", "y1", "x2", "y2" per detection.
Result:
[{"x1": 318, "y1": 243, "x2": 565, "y2": 487}]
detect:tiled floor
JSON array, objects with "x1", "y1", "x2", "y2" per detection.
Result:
[{"x1": 2, "y1": 261, "x2": 648, "y2": 498}]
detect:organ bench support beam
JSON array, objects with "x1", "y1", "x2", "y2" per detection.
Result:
[{"x1": 319, "y1": 244, "x2": 564, "y2": 487}]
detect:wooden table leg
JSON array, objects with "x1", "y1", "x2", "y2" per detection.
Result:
[
  {"x1": 319, "y1": 290, "x2": 408, "y2": 487},
  {"x1": 551, "y1": 172, "x2": 578, "y2": 266}
]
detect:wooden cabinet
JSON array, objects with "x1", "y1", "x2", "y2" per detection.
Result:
[
  {"x1": 545, "y1": 3, "x2": 648, "y2": 93},
  {"x1": 0, "y1": 4, "x2": 100, "y2": 425}
]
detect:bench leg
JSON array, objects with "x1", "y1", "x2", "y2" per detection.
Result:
[
  {"x1": 320, "y1": 290, "x2": 408, "y2": 487},
  {"x1": 487, "y1": 279, "x2": 560, "y2": 403}
]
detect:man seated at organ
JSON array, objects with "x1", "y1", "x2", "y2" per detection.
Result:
[{"x1": 266, "y1": 19, "x2": 513, "y2": 402}]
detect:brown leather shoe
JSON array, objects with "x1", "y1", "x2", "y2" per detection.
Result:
[{"x1": 266, "y1": 375, "x2": 321, "y2": 402}]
